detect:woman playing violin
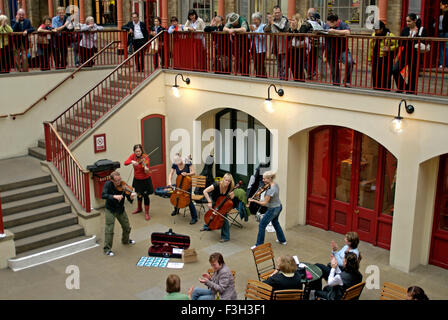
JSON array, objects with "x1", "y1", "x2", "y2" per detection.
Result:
[
  {"x1": 124, "y1": 144, "x2": 154, "y2": 221},
  {"x1": 201, "y1": 173, "x2": 235, "y2": 242},
  {"x1": 167, "y1": 154, "x2": 198, "y2": 224}
]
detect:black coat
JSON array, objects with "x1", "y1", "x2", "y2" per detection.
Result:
[{"x1": 122, "y1": 21, "x2": 149, "y2": 43}]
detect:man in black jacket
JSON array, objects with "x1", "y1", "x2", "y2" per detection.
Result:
[
  {"x1": 11, "y1": 8, "x2": 35, "y2": 71},
  {"x1": 440, "y1": 0, "x2": 448, "y2": 69},
  {"x1": 101, "y1": 171, "x2": 136, "y2": 256},
  {"x1": 122, "y1": 12, "x2": 149, "y2": 72}
]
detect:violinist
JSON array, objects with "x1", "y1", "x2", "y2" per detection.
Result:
[
  {"x1": 167, "y1": 154, "x2": 198, "y2": 224},
  {"x1": 124, "y1": 144, "x2": 154, "y2": 221},
  {"x1": 248, "y1": 171, "x2": 287, "y2": 247},
  {"x1": 101, "y1": 171, "x2": 137, "y2": 257},
  {"x1": 201, "y1": 173, "x2": 235, "y2": 242}
]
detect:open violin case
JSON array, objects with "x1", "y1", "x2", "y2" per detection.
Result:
[{"x1": 147, "y1": 229, "x2": 190, "y2": 258}]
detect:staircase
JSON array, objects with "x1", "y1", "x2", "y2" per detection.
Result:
[{"x1": 0, "y1": 156, "x2": 97, "y2": 271}]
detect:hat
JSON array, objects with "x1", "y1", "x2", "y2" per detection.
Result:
[{"x1": 227, "y1": 12, "x2": 239, "y2": 25}]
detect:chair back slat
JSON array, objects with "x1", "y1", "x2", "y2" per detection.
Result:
[
  {"x1": 272, "y1": 289, "x2": 305, "y2": 300},
  {"x1": 251, "y1": 243, "x2": 276, "y2": 281},
  {"x1": 245, "y1": 280, "x2": 273, "y2": 300},
  {"x1": 191, "y1": 175, "x2": 207, "y2": 188},
  {"x1": 380, "y1": 282, "x2": 408, "y2": 300},
  {"x1": 341, "y1": 282, "x2": 366, "y2": 300}
]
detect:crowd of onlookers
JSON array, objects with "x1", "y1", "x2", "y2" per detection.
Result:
[{"x1": 1, "y1": 1, "x2": 448, "y2": 94}]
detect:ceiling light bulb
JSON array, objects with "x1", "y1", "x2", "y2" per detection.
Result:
[
  {"x1": 172, "y1": 86, "x2": 180, "y2": 98},
  {"x1": 390, "y1": 117, "x2": 405, "y2": 134},
  {"x1": 264, "y1": 99, "x2": 274, "y2": 113}
]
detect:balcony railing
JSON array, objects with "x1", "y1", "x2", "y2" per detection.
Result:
[
  {"x1": 164, "y1": 31, "x2": 448, "y2": 97},
  {"x1": 0, "y1": 30, "x2": 127, "y2": 73}
]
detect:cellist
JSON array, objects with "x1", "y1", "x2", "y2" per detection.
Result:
[
  {"x1": 124, "y1": 144, "x2": 154, "y2": 221},
  {"x1": 167, "y1": 154, "x2": 198, "y2": 224},
  {"x1": 201, "y1": 173, "x2": 235, "y2": 242}
]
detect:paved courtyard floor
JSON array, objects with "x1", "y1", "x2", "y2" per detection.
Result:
[{"x1": 0, "y1": 195, "x2": 447, "y2": 300}]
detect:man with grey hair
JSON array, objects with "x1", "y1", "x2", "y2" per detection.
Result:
[
  {"x1": 263, "y1": 5, "x2": 289, "y2": 80},
  {"x1": 224, "y1": 12, "x2": 250, "y2": 75},
  {"x1": 11, "y1": 8, "x2": 34, "y2": 71}
]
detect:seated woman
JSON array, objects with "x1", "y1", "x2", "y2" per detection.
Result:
[
  {"x1": 406, "y1": 286, "x2": 429, "y2": 300},
  {"x1": 263, "y1": 255, "x2": 303, "y2": 294},
  {"x1": 164, "y1": 274, "x2": 189, "y2": 300},
  {"x1": 315, "y1": 252, "x2": 363, "y2": 300}
]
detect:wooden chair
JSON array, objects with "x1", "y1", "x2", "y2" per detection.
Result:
[
  {"x1": 272, "y1": 289, "x2": 305, "y2": 300},
  {"x1": 379, "y1": 282, "x2": 408, "y2": 300},
  {"x1": 244, "y1": 280, "x2": 273, "y2": 300},
  {"x1": 251, "y1": 243, "x2": 276, "y2": 281},
  {"x1": 341, "y1": 281, "x2": 366, "y2": 300},
  {"x1": 183, "y1": 175, "x2": 207, "y2": 218},
  {"x1": 208, "y1": 268, "x2": 236, "y2": 280}
]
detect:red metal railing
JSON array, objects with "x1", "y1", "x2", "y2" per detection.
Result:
[
  {"x1": 44, "y1": 122, "x2": 91, "y2": 213},
  {"x1": 0, "y1": 30, "x2": 127, "y2": 73},
  {"x1": 50, "y1": 31, "x2": 164, "y2": 146},
  {"x1": 164, "y1": 31, "x2": 448, "y2": 97}
]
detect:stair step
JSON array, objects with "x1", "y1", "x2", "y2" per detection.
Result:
[
  {"x1": 38, "y1": 139, "x2": 46, "y2": 149},
  {"x1": 92, "y1": 93, "x2": 121, "y2": 104},
  {"x1": 10, "y1": 213, "x2": 78, "y2": 240},
  {"x1": 57, "y1": 123, "x2": 85, "y2": 137},
  {"x1": 14, "y1": 224, "x2": 85, "y2": 254},
  {"x1": 1, "y1": 182, "x2": 58, "y2": 204},
  {"x1": 102, "y1": 86, "x2": 130, "y2": 95},
  {"x1": 0, "y1": 175, "x2": 52, "y2": 192},
  {"x1": 82, "y1": 101, "x2": 112, "y2": 113},
  {"x1": 28, "y1": 147, "x2": 46, "y2": 161},
  {"x1": 3, "y1": 202, "x2": 72, "y2": 228},
  {"x1": 117, "y1": 73, "x2": 146, "y2": 82},
  {"x1": 9, "y1": 235, "x2": 98, "y2": 271},
  {"x1": 65, "y1": 115, "x2": 92, "y2": 129},
  {"x1": 1, "y1": 192, "x2": 65, "y2": 216}
]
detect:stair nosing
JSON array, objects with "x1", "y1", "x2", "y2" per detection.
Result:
[{"x1": 14, "y1": 225, "x2": 85, "y2": 247}]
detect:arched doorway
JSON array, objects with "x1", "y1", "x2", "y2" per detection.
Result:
[
  {"x1": 306, "y1": 126, "x2": 396, "y2": 249},
  {"x1": 430, "y1": 154, "x2": 448, "y2": 269}
]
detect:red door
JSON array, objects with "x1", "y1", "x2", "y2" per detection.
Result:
[
  {"x1": 307, "y1": 126, "x2": 396, "y2": 249},
  {"x1": 141, "y1": 114, "x2": 166, "y2": 189},
  {"x1": 429, "y1": 154, "x2": 448, "y2": 269}
]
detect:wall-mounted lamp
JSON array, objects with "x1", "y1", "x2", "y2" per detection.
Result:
[
  {"x1": 264, "y1": 84, "x2": 284, "y2": 113},
  {"x1": 390, "y1": 99, "x2": 415, "y2": 134},
  {"x1": 172, "y1": 74, "x2": 190, "y2": 98}
]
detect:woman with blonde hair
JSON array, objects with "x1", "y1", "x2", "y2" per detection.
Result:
[
  {"x1": 201, "y1": 173, "x2": 235, "y2": 242},
  {"x1": 249, "y1": 171, "x2": 287, "y2": 246},
  {"x1": 263, "y1": 255, "x2": 303, "y2": 293},
  {"x1": 287, "y1": 13, "x2": 312, "y2": 81}
]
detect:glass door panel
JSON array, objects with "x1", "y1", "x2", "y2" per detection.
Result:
[
  {"x1": 357, "y1": 135, "x2": 379, "y2": 210},
  {"x1": 334, "y1": 128, "x2": 354, "y2": 203},
  {"x1": 381, "y1": 150, "x2": 397, "y2": 216}
]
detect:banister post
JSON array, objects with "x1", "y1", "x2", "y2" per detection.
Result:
[
  {"x1": 0, "y1": 193, "x2": 4, "y2": 236},
  {"x1": 84, "y1": 172, "x2": 91, "y2": 213},
  {"x1": 43, "y1": 122, "x2": 52, "y2": 162}
]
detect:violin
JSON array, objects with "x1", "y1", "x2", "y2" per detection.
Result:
[
  {"x1": 136, "y1": 154, "x2": 149, "y2": 170},
  {"x1": 247, "y1": 183, "x2": 270, "y2": 215},
  {"x1": 169, "y1": 174, "x2": 192, "y2": 210},
  {"x1": 115, "y1": 181, "x2": 135, "y2": 196},
  {"x1": 203, "y1": 181, "x2": 243, "y2": 231}
]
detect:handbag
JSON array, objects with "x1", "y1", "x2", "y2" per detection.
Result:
[
  {"x1": 414, "y1": 27, "x2": 430, "y2": 53},
  {"x1": 149, "y1": 38, "x2": 159, "y2": 54}
]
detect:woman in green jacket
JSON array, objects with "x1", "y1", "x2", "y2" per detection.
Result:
[{"x1": 368, "y1": 21, "x2": 398, "y2": 91}]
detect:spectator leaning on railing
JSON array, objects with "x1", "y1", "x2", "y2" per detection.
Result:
[
  {"x1": 122, "y1": 12, "x2": 149, "y2": 73},
  {"x1": 439, "y1": 0, "x2": 448, "y2": 69},
  {"x1": 52, "y1": 7, "x2": 71, "y2": 69},
  {"x1": 287, "y1": 13, "x2": 313, "y2": 82},
  {"x1": 80, "y1": 16, "x2": 104, "y2": 67},
  {"x1": 37, "y1": 16, "x2": 56, "y2": 71},
  {"x1": 0, "y1": 14, "x2": 13, "y2": 73},
  {"x1": 11, "y1": 8, "x2": 34, "y2": 72},
  {"x1": 249, "y1": 12, "x2": 267, "y2": 78},
  {"x1": 224, "y1": 12, "x2": 250, "y2": 75}
]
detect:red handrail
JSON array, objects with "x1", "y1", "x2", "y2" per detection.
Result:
[
  {"x1": 44, "y1": 122, "x2": 91, "y2": 212},
  {"x1": 9, "y1": 40, "x2": 121, "y2": 120},
  {"x1": 50, "y1": 31, "x2": 165, "y2": 146}
]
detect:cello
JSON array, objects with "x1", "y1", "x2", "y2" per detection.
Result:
[
  {"x1": 203, "y1": 181, "x2": 243, "y2": 230},
  {"x1": 169, "y1": 174, "x2": 192, "y2": 211}
]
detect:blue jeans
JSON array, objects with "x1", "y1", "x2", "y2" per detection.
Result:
[
  {"x1": 191, "y1": 287, "x2": 214, "y2": 300},
  {"x1": 256, "y1": 204, "x2": 286, "y2": 246},
  {"x1": 201, "y1": 217, "x2": 230, "y2": 240},
  {"x1": 277, "y1": 54, "x2": 287, "y2": 80},
  {"x1": 439, "y1": 32, "x2": 448, "y2": 67},
  {"x1": 327, "y1": 50, "x2": 352, "y2": 85}
]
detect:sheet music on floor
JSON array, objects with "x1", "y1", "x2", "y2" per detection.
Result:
[{"x1": 167, "y1": 262, "x2": 184, "y2": 269}]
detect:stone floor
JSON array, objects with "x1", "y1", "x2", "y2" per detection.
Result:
[{"x1": 0, "y1": 193, "x2": 447, "y2": 300}]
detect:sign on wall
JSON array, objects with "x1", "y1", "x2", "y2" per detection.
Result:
[{"x1": 94, "y1": 134, "x2": 107, "y2": 153}]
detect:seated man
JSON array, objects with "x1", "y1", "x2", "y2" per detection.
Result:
[{"x1": 189, "y1": 252, "x2": 237, "y2": 300}]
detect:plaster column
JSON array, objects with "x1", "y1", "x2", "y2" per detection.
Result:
[
  {"x1": 161, "y1": 0, "x2": 168, "y2": 28},
  {"x1": 288, "y1": 0, "x2": 296, "y2": 18},
  {"x1": 48, "y1": 0, "x2": 54, "y2": 17},
  {"x1": 117, "y1": 0, "x2": 123, "y2": 29},
  {"x1": 218, "y1": 0, "x2": 225, "y2": 18},
  {"x1": 378, "y1": 0, "x2": 388, "y2": 24},
  {"x1": 0, "y1": 0, "x2": 5, "y2": 15},
  {"x1": 79, "y1": 0, "x2": 85, "y2": 24}
]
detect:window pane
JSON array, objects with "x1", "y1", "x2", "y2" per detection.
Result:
[
  {"x1": 334, "y1": 128, "x2": 354, "y2": 203},
  {"x1": 253, "y1": 119, "x2": 270, "y2": 168},
  {"x1": 236, "y1": 111, "x2": 248, "y2": 176},
  {"x1": 357, "y1": 135, "x2": 379, "y2": 210},
  {"x1": 408, "y1": 0, "x2": 422, "y2": 16},
  {"x1": 192, "y1": 0, "x2": 212, "y2": 22},
  {"x1": 311, "y1": 128, "x2": 330, "y2": 197},
  {"x1": 381, "y1": 150, "x2": 397, "y2": 216},
  {"x1": 438, "y1": 157, "x2": 448, "y2": 231},
  {"x1": 240, "y1": 0, "x2": 250, "y2": 20},
  {"x1": 218, "y1": 112, "x2": 231, "y2": 172}
]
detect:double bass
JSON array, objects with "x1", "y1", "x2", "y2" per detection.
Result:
[
  {"x1": 169, "y1": 174, "x2": 192, "y2": 211},
  {"x1": 203, "y1": 181, "x2": 243, "y2": 230}
]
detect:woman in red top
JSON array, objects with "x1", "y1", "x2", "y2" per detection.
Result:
[{"x1": 124, "y1": 144, "x2": 154, "y2": 220}]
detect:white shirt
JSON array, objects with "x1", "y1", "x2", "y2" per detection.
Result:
[
  {"x1": 133, "y1": 21, "x2": 144, "y2": 39},
  {"x1": 327, "y1": 266, "x2": 343, "y2": 287}
]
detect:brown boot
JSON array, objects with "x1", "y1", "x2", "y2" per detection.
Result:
[
  {"x1": 132, "y1": 198, "x2": 143, "y2": 214},
  {"x1": 144, "y1": 205, "x2": 150, "y2": 221}
]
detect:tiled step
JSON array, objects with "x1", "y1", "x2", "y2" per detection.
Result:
[
  {"x1": 14, "y1": 224, "x2": 85, "y2": 254},
  {"x1": 102, "y1": 86, "x2": 130, "y2": 96},
  {"x1": 9, "y1": 235, "x2": 98, "y2": 272},
  {"x1": 117, "y1": 73, "x2": 146, "y2": 82},
  {"x1": 28, "y1": 147, "x2": 46, "y2": 161},
  {"x1": 10, "y1": 213, "x2": 78, "y2": 240},
  {"x1": 1, "y1": 182, "x2": 58, "y2": 204},
  {"x1": 38, "y1": 139, "x2": 46, "y2": 149},
  {"x1": 3, "y1": 202, "x2": 72, "y2": 228},
  {"x1": 0, "y1": 175, "x2": 51, "y2": 192},
  {"x1": 57, "y1": 123, "x2": 85, "y2": 137},
  {"x1": 1, "y1": 192, "x2": 65, "y2": 216},
  {"x1": 92, "y1": 93, "x2": 121, "y2": 104},
  {"x1": 81, "y1": 101, "x2": 112, "y2": 113}
]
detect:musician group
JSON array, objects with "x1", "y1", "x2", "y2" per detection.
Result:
[{"x1": 101, "y1": 144, "x2": 285, "y2": 255}]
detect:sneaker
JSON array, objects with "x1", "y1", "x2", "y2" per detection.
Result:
[
  {"x1": 219, "y1": 239, "x2": 229, "y2": 243},
  {"x1": 171, "y1": 210, "x2": 178, "y2": 216},
  {"x1": 276, "y1": 240, "x2": 287, "y2": 245},
  {"x1": 105, "y1": 250, "x2": 114, "y2": 256},
  {"x1": 125, "y1": 239, "x2": 136, "y2": 245},
  {"x1": 189, "y1": 219, "x2": 198, "y2": 225}
]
